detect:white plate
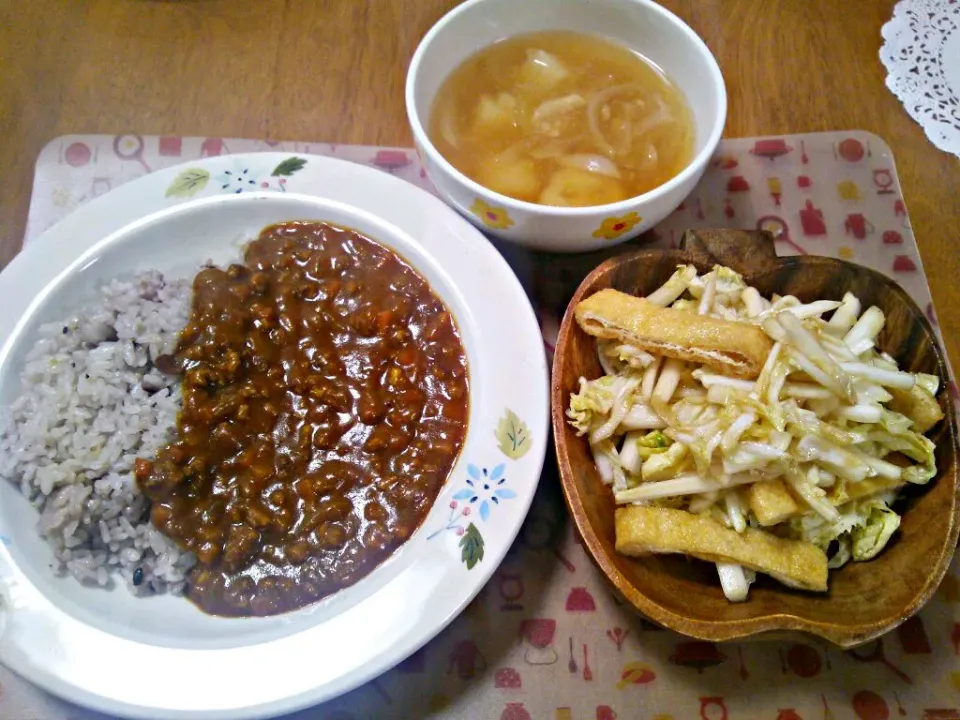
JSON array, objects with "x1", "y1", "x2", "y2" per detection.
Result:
[{"x1": 0, "y1": 153, "x2": 549, "y2": 718}]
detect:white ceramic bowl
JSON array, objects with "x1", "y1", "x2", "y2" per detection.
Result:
[{"x1": 405, "y1": 0, "x2": 727, "y2": 253}]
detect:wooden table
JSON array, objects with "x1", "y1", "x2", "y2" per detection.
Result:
[{"x1": 1, "y1": 0, "x2": 957, "y2": 369}]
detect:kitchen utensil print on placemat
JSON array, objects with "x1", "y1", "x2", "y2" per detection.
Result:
[
  {"x1": 113, "y1": 134, "x2": 152, "y2": 172},
  {"x1": 519, "y1": 619, "x2": 559, "y2": 666},
  {"x1": 606, "y1": 627, "x2": 629, "y2": 651},
  {"x1": 448, "y1": 640, "x2": 487, "y2": 680},
  {"x1": 849, "y1": 640, "x2": 912, "y2": 684},
  {"x1": 582, "y1": 644, "x2": 593, "y2": 681},
  {"x1": 617, "y1": 662, "x2": 655, "y2": 689}
]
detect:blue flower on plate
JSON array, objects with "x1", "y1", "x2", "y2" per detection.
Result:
[
  {"x1": 452, "y1": 463, "x2": 517, "y2": 522},
  {"x1": 215, "y1": 165, "x2": 259, "y2": 193}
]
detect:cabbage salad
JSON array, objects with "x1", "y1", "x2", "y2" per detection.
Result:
[{"x1": 568, "y1": 264, "x2": 942, "y2": 601}]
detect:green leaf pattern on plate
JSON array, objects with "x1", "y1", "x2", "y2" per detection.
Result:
[
  {"x1": 271, "y1": 157, "x2": 307, "y2": 177},
  {"x1": 429, "y1": 408, "x2": 533, "y2": 570},
  {"x1": 495, "y1": 408, "x2": 532, "y2": 460},
  {"x1": 459, "y1": 523, "x2": 484, "y2": 570},
  {"x1": 165, "y1": 169, "x2": 210, "y2": 198}
]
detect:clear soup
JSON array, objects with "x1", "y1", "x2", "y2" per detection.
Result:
[{"x1": 429, "y1": 30, "x2": 695, "y2": 208}]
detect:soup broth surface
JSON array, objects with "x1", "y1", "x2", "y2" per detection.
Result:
[{"x1": 429, "y1": 30, "x2": 696, "y2": 208}]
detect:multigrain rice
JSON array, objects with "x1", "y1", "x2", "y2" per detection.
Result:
[{"x1": 0, "y1": 271, "x2": 197, "y2": 595}]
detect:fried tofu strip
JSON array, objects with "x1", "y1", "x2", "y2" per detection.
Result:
[
  {"x1": 615, "y1": 505, "x2": 828, "y2": 592},
  {"x1": 747, "y1": 479, "x2": 800, "y2": 526},
  {"x1": 888, "y1": 384, "x2": 944, "y2": 433},
  {"x1": 575, "y1": 289, "x2": 773, "y2": 379},
  {"x1": 749, "y1": 475, "x2": 905, "y2": 526}
]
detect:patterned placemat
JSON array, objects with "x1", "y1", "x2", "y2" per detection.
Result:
[{"x1": 3, "y1": 132, "x2": 959, "y2": 720}]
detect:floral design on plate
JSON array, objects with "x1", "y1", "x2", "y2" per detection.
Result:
[
  {"x1": 495, "y1": 408, "x2": 532, "y2": 460},
  {"x1": 592, "y1": 211, "x2": 641, "y2": 240},
  {"x1": 427, "y1": 499, "x2": 484, "y2": 569},
  {"x1": 165, "y1": 169, "x2": 210, "y2": 198},
  {"x1": 216, "y1": 165, "x2": 261, "y2": 194},
  {"x1": 427, "y1": 464, "x2": 516, "y2": 570},
  {"x1": 456, "y1": 463, "x2": 517, "y2": 522},
  {"x1": 164, "y1": 156, "x2": 307, "y2": 198},
  {"x1": 429, "y1": 409, "x2": 531, "y2": 569},
  {"x1": 471, "y1": 198, "x2": 514, "y2": 230}
]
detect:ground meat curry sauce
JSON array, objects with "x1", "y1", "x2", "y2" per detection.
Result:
[{"x1": 136, "y1": 221, "x2": 468, "y2": 616}]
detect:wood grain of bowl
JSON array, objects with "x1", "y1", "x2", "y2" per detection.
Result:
[{"x1": 551, "y1": 228, "x2": 959, "y2": 647}]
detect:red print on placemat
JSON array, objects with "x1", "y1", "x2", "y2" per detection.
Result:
[
  {"x1": 498, "y1": 572, "x2": 525, "y2": 611},
  {"x1": 800, "y1": 200, "x2": 827, "y2": 236},
  {"x1": 113, "y1": 134, "x2": 151, "y2": 172},
  {"x1": 448, "y1": 640, "x2": 487, "y2": 679},
  {"x1": 565, "y1": 587, "x2": 597, "y2": 612},
  {"x1": 372, "y1": 150, "x2": 412, "y2": 173},
  {"x1": 582, "y1": 643, "x2": 593, "y2": 681},
  {"x1": 726, "y1": 175, "x2": 751, "y2": 193},
  {"x1": 616, "y1": 662, "x2": 655, "y2": 688},
  {"x1": 712, "y1": 154, "x2": 738, "y2": 170},
  {"x1": 952, "y1": 623, "x2": 960, "y2": 655},
  {"x1": 737, "y1": 646, "x2": 750, "y2": 679},
  {"x1": 699, "y1": 697, "x2": 728, "y2": 720},
  {"x1": 596, "y1": 706, "x2": 618, "y2": 720},
  {"x1": 64, "y1": 142, "x2": 92, "y2": 167},
  {"x1": 670, "y1": 642, "x2": 727, "y2": 672},
  {"x1": 606, "y1": 626, "x2": 629, "y2": 651},
  {"x1": 785, "y1": 643, "x2": 822, "y2": 677},
  {"x1": 852, "y1": 690, "x2": 890, "y2": 720},
  {"x1": 893, "y1": 255, "x2": 917, "y2": 272},
  {"x1": 723, "y1": 198, "x2": 735, "y2": 219},
  {"x1": 836, "y1": 137, "x2": 868, "y2": 162},
  {"x1": 883, "y1": 230, "x2": 904, "y2": 244},
  {"x1": 757, "y1": 215, "x2": 790, "y2": 241},
  {"x1": 922, "y1": 711, "x2": 960, "y2": 720},
  {"x1": 200, "y1": 138, "x2": 227, "y2": 157},
  {"x1": 898, "y1": 615, "x2": 932, "y2": 654},
  {"x1": 751, "y1": 138, "x2": 793, "y2": 159},
  {"x1": 495, "y1": 667, "x2": 522, "y2": 689},
  {"x1": 775, "y1": 711, "x2": 803, "y2": 720},
  {"x1": 845, "y1": 213, "x2": 874, "y2": 239},
  {"x1": 518, "y1": 618, "x2": 558, "y2": 665},
  {"x1": 501, "y1": 702, "x2": 532, "y2": 720},
  {"x1": 158, "y1": 136, "x2": 182, "y2": 157},
  {"x1": 693, "y1": 197, "x2": 705, "y2": 220},
  {"x1": 797, "y1": 174, "x2": 812, "y2": 188},
  {"x1": 873, "y1": 169, "x2": 895, "y2": 195},
  {"x1": 894, "y1": 198, "x2": 907, "y2": 216},
  {"x1": 848, "y1": 639, "x2": 912, "y2": 683}
]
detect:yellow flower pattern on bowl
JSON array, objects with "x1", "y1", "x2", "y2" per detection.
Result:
[
  {"x1": 592, "y1": 212, "x2": 642, "y2": 241},
  {"x1": 471, "y1": 199, "x2": 514, "y2": 230}
]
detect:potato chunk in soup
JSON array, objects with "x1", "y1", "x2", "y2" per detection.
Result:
[{"x1": 429, "y1": 31, "x2": 695, "y2": 207}]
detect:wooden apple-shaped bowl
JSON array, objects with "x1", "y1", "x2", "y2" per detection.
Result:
[{"x1": 551, "y1": 229, "x2": 959, "y2": 647}]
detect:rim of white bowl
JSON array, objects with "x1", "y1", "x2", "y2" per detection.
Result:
[{"x1": 405, "y1": 0, "x2": 728, "y2": 217}]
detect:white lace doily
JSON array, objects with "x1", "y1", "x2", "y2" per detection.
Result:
[{"x1": 881, "y1": 0, "x2": 960, "y2": 157}]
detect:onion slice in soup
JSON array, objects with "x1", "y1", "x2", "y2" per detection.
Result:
[
  {"x1": 556, "y1": 153, "x2": 622, "y2": 178},
  {"x1": 586, "y1": 84, "x2": 644, "y2": 156}
]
